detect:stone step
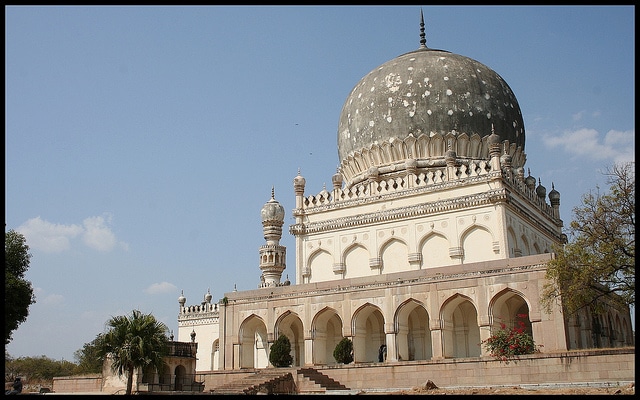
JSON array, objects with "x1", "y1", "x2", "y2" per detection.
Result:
[
  {"x1": 209, "y1": 369, "x2": 295, "y2": 395},
  {"x1": 297, "y1": 367, "x2": 350, "y2": 391},
  {"x1": 209, "y1": 367, "x2": 349, "y2": 394}
]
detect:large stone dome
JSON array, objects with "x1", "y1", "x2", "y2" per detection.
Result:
[{"x1": 337, "y1": 41, "x2": 526, "y2": 186}]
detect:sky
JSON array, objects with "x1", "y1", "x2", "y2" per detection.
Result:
[{"x1": 5, "y1": 6, "x2": 635, "y2": 362}]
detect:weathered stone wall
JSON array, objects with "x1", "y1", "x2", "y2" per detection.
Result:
[
  {"x1": 311, "y1": 348, "x2": 635, "y2": 391},
  {"x1": 48, "y1": 348, "x2": 634, "y2": 393},
  {"x1": 52, "y1": 374, "x2": 102, "y2": 393}
]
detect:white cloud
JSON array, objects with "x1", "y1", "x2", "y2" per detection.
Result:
[
  {"x1": 17, "y1": 214, "x2": 128, "y2": 253},
  {"x1": 145, "y1": 282, "x2": 178, "y2": 295},
  {"x1": 41, "y1": 294, "x2": 65, "y2": 306},
  {"x1": 542, "y1": 128, "x2": 635, "y2": 164},
  {"x1": 18, "y1": 217, "x2": 83, "y2": 253},
  {"x1": 82, "y1": 215, "x2": 117, "y2": 252},
  {"x1": 572, "y1": 110, "x2": 586, "y2": 122}
]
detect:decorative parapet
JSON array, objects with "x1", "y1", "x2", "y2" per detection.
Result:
[
  {"x1": 291, "y1": 160, "x2": 561, "y2": 234},
  {"x1": 502, "y1": 172, "x2": 559, "y2": 223},
  {"x1": 181, "y1": 302, "x2": 218, "y2": 314},
  {"x1": 299, "y1": 161, "x2": 493, "y2": 210},
  {"x1": 178, "y1": 302, "x2": 219, "y2": 324},
  {"x1": 291, "y1": 188, "x2": 508, "y2": 235},
  {"x1": 167, "y1": 341, "x2": 198, "y2": 358}
]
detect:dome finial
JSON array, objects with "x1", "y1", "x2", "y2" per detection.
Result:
[
  {"x1": 419, "y1": 8, "x2": 427, "y2": 49},
  {"x1": 271, "y1": 186, "x2": 275, "y2": 200}
]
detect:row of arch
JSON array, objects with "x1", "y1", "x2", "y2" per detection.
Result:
[
  {"x1": 217, "y1": 289, "x2": 534, "y2": 369},
  {"x1": 210, "y1": 289, "x2": 633, "y2": 370},
  {"x1": 304, "y1": 225, "x2": 548, "y2": 283}
]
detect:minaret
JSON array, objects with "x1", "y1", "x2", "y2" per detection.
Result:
[{"x1": 259, "y1": 187, "x2": 286, "y2": 287}]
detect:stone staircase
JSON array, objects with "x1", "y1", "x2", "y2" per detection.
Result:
[
  {"x1": 296, "y1": 367, "x2": 350, "y2": 393},
  {"x1": 208, "y1": 369, "x2": 296, "y2": 395},
  {"x1": 209, "y1": 367, "x2": 350, "y2": 394}
]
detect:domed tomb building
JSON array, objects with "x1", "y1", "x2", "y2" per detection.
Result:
[{"x1": 177, "y1": 13, "x2": 634, "y2": 372}]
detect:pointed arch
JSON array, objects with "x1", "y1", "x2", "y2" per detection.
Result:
[
  {"x1": 419, "y1": 231, "x2": 451, "y2": 268},
  {"x1": 532, "y1": 242, "x2": 541, "y2": 255},
  {"x1": 520, "y1": 234, "x2": 531, "y2": 256},
  {"x1": 343, "y1": 243, "x2": 371, "y2": 278},
  {"x1": 311, "y1": 307, "x2": 344, "y2": 365},
  {"x1": 489, "y1": 288, "x2": 533, "y2": 339},
  {"x1": 174, "y1": 365, "x2": 187, "y2": 391},
  {"x1": 307, "y1": 248, "x2": 334, "y2": 282},
  {"x1": 238, "y1": 314, "x2": 269, "y2": 369},
  {"x1": 352, "y1": 303, "x2": 385, "y2": 363},
  {"x1": 275, "y1": 311, "x2": 305, "y2": 366},
  {"x1": 211, "y1": 339, "x2": 220, "y2": 370},
  {"x1": 507, "y1": 226, "x2": 519, "y2": 257},
  {"x1": 380, "y1": 237, "x2": 409, "y2": 274},
  {"x1": 440, "y1": 294, "x2": 481, "y2": 358},
  {"x1": 395, "y1": 298, "x2": 432, "y2": 361},
  {"x1": 460, "y1": 224, "x2": 496, "y2": 263}
]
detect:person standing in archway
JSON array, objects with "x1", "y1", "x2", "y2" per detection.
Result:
[{"x1": 378, "y1": 344, "x2": 387, "y2": 362}]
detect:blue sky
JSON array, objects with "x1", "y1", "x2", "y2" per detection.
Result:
[{"x1": 5, "y1": 6, "x2": 635, "y2": 362}]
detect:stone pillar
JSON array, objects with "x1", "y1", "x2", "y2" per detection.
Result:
[
  {"x1": 304, "y1": 337, "x2": 314, "y2": 366},
  {"x1": 385, "y1": 332, "x2": 397, "y2": 362},
  {"x1": 430, "y1": 318, "x2": 444, "y2": 359},
  {"x1": 478, "y1": 324, "x2": 493, "y2": 357}
]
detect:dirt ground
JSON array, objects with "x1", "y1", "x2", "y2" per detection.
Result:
[{"x1": 356, "y1": 382, "x2": 635, "y2": 395}]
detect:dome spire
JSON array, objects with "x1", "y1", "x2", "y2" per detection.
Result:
[{"x1": 419, "y1": 8, "x2": 427, "y2": 49}]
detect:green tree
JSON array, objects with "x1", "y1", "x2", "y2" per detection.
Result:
[
  {"x1": 97, "y1": 310, "x2": 169, "y2": 395},
  {"x1": 268, "y1": 334, "x2": 293, "y2": 367},
  {"x1": 5, "y1": 355, "x2": 77, "y2": 383},
  {"x1": 5, "y1": 229, "x2": 36, "y2": 346},
  {"x1": 73, "y1": 334, "x2": 106, "y2": 374},
  {"x1": 542, "y1": 162, "x2": 635, "y2": 316},
  {"x1": 333, "y1": 337, "x2": 353, "y2": 364}
]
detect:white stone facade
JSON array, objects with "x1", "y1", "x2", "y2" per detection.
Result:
[{"x1": 177, "y1": 16, "x2": 634, "y2": 373}]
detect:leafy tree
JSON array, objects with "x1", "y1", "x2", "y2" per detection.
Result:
[
  {"x1": 5, "y1": 355, "x2": 77, "y2": 383},
  {"x1": 97, "y1": 310, "x2": 169, "y2": 395},
  {"x1": 268, "y1": 334, "x2": 293, "y2": 367},
  {"x1": 333, "y1": 337, "x2": 353, "y2": 364},
  {"x1": 5, "y1": 229, "x2": 36, "y2": 346},
  {"x1": 73, "y1": 334, "x2": 106, "y2": 374},
  {"x1": 542, "y1": 162, "x2": 635, "y2": 316}
]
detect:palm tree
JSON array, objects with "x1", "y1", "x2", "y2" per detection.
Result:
[{"x1": 98, "y1": 309, "x2": 169, "y2": 395}]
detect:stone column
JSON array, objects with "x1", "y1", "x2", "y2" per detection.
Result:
[
  {"x1": 430, "y1": 319, "x2": 444, "y2": 359},
  {"x1": 304, "y1": 337, "x2": 314, "y2": 366},
  {"x1": 385, "y1": 332, "x2": 397, "y2": 362}
]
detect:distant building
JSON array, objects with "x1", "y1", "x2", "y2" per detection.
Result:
[{"x1": 177, "y1": 11, "x2": 633, "y2": 373}]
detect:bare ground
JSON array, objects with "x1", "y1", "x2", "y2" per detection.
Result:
[{"x1": 354, "y1": 382, "x2": 635, "y2": 395}]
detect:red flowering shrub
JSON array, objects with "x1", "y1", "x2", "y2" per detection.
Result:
[{"x1": 482, "y1": 314, "x2": 541, "y2": 364}]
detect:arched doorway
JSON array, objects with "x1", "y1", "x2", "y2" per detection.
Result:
[
  {"x1": 395, "y1": 298, "x2": 431, "y2": 361},
  {"x1": 311, "y1": 307, "x2": 344, "y2": 365},
  {"x1": 352, "y1": 303, "x2": 385, "y2": 363},
  {"x1": 239, "y1": 314, "x2": 269, "y2": 368},
  {"x1": 440, "y1": 294, "x2": 481, "y2": 358},
  {"x1": 174, "y1": 365, "x2": 186, "y2": 391},
  {"x1": 275, "y1": 311, "x2": 305, "y2": 366}
]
